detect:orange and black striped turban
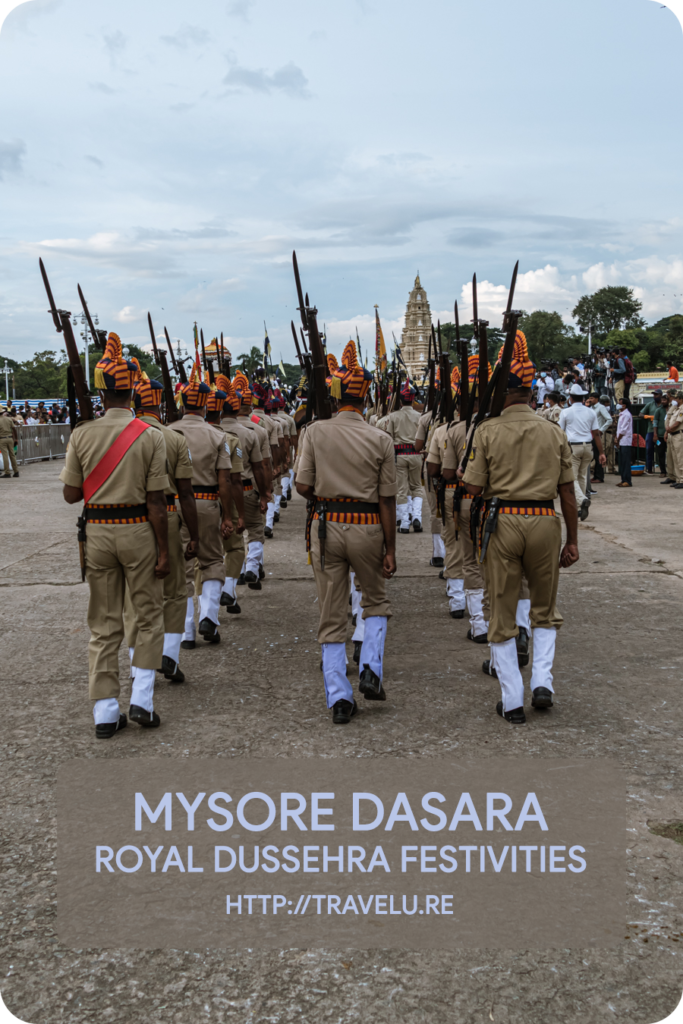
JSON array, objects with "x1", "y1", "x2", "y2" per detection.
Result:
[
  {"x1": 178, "y1": 361, "x2": 211, "y2": 409},
  {"x1": 328, "y1": 340, "x2": 373, "y2": 400},
  {"x1": 497, "y1": 330, "x2": 535, "y2": 389},
  {"x1": 233, "y1": 372, "x2": 252, "y2": 404},
  {"x1": 94, "y1": 333, "x2": 137, "y2": 391},
  {"x1": 216, "y1": 374, "x2": 240, "y2": 413}
]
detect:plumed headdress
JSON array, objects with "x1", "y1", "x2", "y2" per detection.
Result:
[
  {"x1": 94, "y1": 333, "x2": 137, "y2": 391},
  {"x1": 232, "y1": 371, "x2": 253, "y2": 405},
  {"x1": 328, "y1": 340, "x2": 373, "y2": 400},
  {"x1": 400, "y1": 380, "x2": 416, "y2": 402},
  {"x1": 251, "y1": 376, "x2": 270, "y2": 408}
]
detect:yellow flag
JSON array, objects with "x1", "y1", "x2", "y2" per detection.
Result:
[{"x1": 375, "y1": 306, "x2": 387, "y2": 373}]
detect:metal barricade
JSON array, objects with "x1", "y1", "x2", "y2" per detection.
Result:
[{"x1": 13, "y1": 424, "x2": 71, "y2": 466}]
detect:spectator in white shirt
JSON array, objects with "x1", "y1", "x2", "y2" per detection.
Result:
[
  {"x1": 586, "y1": 393, "x2": 612, "y2": 485},
  {"x1": 558, "y1": 384, "x2": 607, "y2": 519},
  {"x1": 616, "y1": 398, "x2": 634, "y2": 487}
]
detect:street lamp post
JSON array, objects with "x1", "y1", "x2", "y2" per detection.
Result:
[
  {"x1": 73, "y1": 310, "x2": 99, "y2": 391},
  {"x1": 3, "y1": 361, "x2": 9, "y2": 404}
]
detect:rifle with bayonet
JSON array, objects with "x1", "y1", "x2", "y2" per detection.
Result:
[
  {"x1": 163, "y1": 328, "x2": 180, "y2": 376},
  {"x1": 456, "y1": 301, "x2": 469, "y2": 424},
  {"x1": 200, "y1": 329, "x2": 208, "y2": 372},
  {"x1": 77, "y1": 284, "x2": 106, "y2": 352},
  {"x1": 292, "y1": 251, "x2": 331, "y2": 421},
  {"x1": 40, "y1": 259, "x2": 93, "y2": 427},
  {"x1": 148, "y1": 312, "x2": 179, "y2": 423}
]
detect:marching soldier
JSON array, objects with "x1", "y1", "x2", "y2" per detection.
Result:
[
  {"x1": 124, "y1": 369, "x2": 198, "y2": 685},
  {"x1": 273, "y1": 390, "x2": 298, "y2": 502},
  {"x1": 414, "y1": 375, "x2": 446, "y2": 566},
  {"x1": 251, "y1": 378, "x2": 283, "y2": 538},
  {"x1": 296, "y1": 340, "x2": 397, "y2": 724},
  {"x1": 59, "y1": 333, "x2": 169, "y2": 738},
  {"x1": 204, "y1": 377, "x2": 246, "y2": 601},
  {"x1": 217, "y1": 374, "x2": 269, "y2": 605},
  {"x1": 233, "y1": 372, "x2": 272, "y2": 588},
  {"x1": 168, "y1": 361, "x2": 239, "y2": 646},
  {"x1": 462, "y1": 333, "x2": 578, "y2": 724},
  {"x1": 385, "y1": 380, "x2": 424, "y2": 533}
]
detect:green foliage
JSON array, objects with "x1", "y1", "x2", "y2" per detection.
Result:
[
  {"x1": 236, "y1": 346, "x2": 263, "y2": 375},
  {"x1": 572, "y1": 286, "x2": 645, "y2": 338},
  {"x1": 12, "y1": 350, "x2": 68, "y2": 399},
  {"x1": 124, "y1": 344, "x2": 158, "y2": 380},
  {"x1": 631, "y1": 350, "x2": 651, "y2": 372},
  {"x1": 439, "y1": 322, "x2": 504, "y2": 367},
  {"x1": 517, "y1": 310, "x2": 578, "y2": 366}
]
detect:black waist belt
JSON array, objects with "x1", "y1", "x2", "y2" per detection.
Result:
[
  {"x1": 394, "y1": 443, "x2": 418, "y2": 455},
  {"x1": 569, "y1": 440, "x2": 592, "y2": 445},
  {"x1": 498, "y1": 500, "x2": 555, "y2": 510},
  {"x1": 85, "y1": 503, "x2": 148, "y2": 524},
  {"x1": 319, "y1": 499, "x2": 380, "y2": 515},
  {"x1": 165, "y1": 494, "x2": 177, "y2": 511}
]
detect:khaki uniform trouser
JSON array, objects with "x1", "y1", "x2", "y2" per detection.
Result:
[
  {"x1": 85, "y1": 522, "x2": 164, "y2": 701},
  {"x1": 670, "y1": 431, "x2": 683, "y2": 483},
  {"x1": 0, "y1": 437, "x2": 17, "y2": 473},
  {"x1": 460, "y1": 497, "x2": 485, "y2": 591},
  {"x1": 124, "y1": 510, "x2": 187, "y2": 644},
  {"x1": 667, "y1": 439, "x2": 675, "y2": 478},
  {"x1": 570, "y1": 442, "x2": 592, "y2": 503},
  {"x1": 181, "y1": 498, "x2": 224, "y2": 596},
  {"x1": 614, "y1": 380, "x2": 625, "y2": 403},
  {"x1": 605, "y1": 432, "x2": 616, "y2": 473},
  {"x1": 311, "y1": 521, "x2": 391, "y2": 644},
  {"x1": 422, "y1": 462, "x2": 441, "y2": 535},
  {"x1": 442, "y1": 488, "x2": 463, "y2": 580},
  {"x1": 223, "y1": 499, "x2": 246, "y2": 580},
  {"x1": 396, "y1": 453, "x2": 423, "y2": 505},
  {"x1": 483, "y1": 515, "x2": 563, "y2": 644},
  {"x1": 242, "y1": 487, "x2": 264, "y2": 545}
]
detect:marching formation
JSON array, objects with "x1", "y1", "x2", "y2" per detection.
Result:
[{"x1": 45, "y1": 253, "x2": 579, "y2": 738}]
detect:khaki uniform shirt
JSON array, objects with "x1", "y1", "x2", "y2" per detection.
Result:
[
  {"x1": 0, "y1": 416, "x2": 14, "y2": 439},
  {"x1": 253, "y1": 412, "x2": 281, "y2": 453},
  {"x1": 463, "y1": 404, "x2": 574, "y2": 501},
  {"x1": 415, "y1": 410, "x2": 433, "y2": 444},
  {"x1": 537, "y1": 405, "x2": 561, "y2": 424},
  {"x1": 296, "y1": 410, "x2": 397, "y2": 501},
  {"x1": 222, "y1": 416, "x2": 262, "y2": 481},
  {"x1": 59, "y1": 407, "x2": 169, "y2": 502},
  {"x1": 430, "y1": 420, "x2": 467, "y2": 469},
  {"x1": 237, "y1": 414, "x2": 271, "y2": 461},
  {"x1": 276, "y1": 411, "x2": 297, "y2": 441},
  {"x1": 666, "y1": 406, "x2": 683, "y2": 433},
  {"x1": 138, "y1": 413, "x2": 193, "y2": 495},
  {"x1": 168, "y1": 414, "x2": 233, "y2": 487},
  {"x1": 385, "y1": 405, "x2": 421, "y2": 446}
]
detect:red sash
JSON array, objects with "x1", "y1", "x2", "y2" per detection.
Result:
[{"x1": 82, "y1": 419, "x2": 150, "y2": 504}]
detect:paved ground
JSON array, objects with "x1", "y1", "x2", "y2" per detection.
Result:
[{"x1": 1, "y1": 461, "x2": 683, "y2": 1024}]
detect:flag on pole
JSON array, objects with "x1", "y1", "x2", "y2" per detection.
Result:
[
  {"x1": 375, "y1": 306, "x2": 387, "y2": 373},
  {"x1": 279, "y1": 358, "x2": 286, "y2": 377},
  {"x1": 264, "y1": 322, "x2": 272, "y2": 364}
]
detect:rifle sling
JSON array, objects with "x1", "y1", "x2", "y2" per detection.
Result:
[{"x1": 82, "y1": 419, "x2": 150, "y2": 504}]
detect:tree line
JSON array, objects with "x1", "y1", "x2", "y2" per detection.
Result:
[{"x1": 3, "y1": 286, "x2": 681, "y2": 399}]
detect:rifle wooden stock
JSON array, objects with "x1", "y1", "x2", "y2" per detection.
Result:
[
  {"x1": 292, "y1": 251, "x2": 331, "y2": 421},
  {"x1": 158, "y1": 351, "x2": 179, "y2": 423},
  {"x1": 39, "y1": 259, "x2": 93, "y2": 424}
]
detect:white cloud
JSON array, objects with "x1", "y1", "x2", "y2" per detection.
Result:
[
  {"x1": 161, "y1": 24, "x2": 211, "y2": 49},
  {"x1": 113, "y1": 306, "x2": 144, "y2": 324},
  {"x1": 0, "y1": 138, "x2": 25, "y2": 178}
]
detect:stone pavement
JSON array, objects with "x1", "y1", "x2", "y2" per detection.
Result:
[{"x1": 1, "y1": 462, "x2": 682, "y2": 1023}]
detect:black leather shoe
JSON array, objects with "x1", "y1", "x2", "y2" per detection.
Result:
[
  {"x1": 516, "y1": 627, "x2": 530, "y2": 667},
  {"x1": 412, "y1": 519, "x2": 422, "y2": 532},
  {"x1": 248, "y1": 580, "x2": 262, "y2": 591},
  {"x1": 264, "y1": 526, "x2": 273, "y2": 538},
  {"x1": 450, "y1": 609, "x2": 465, "y2": 619},
  {"x1": 496, "y1": 701, "x2": 526, "y2": 724},
  {"x1": 226, "y1": 600, "x2": 241, "y2": 613},
  {"x1": 274, "y1": 511, "x2": 280, "y2": 522},
  {"x1": 359, "y1": 664, "x2": 386, "y2": 701},
  {"x1": 180, "y1": 639, "x2": 196, "y2": 650},
  {"x1": 531, "y1": 686, "x2": 554, "y2": 709},
  {"x1": 259, "y1": 565, "x2": 265, "y2": 580},
  {"x1": 399, "y1": 527, "x2": 410, "y2": 534},
  {"x1": 161, "y1": 656, "x2": 185, "y2": 683},
  {"x1": 96, "y1": 714, "x2": 127, "y2": 739},
  {"x1": 661, "y1": 478, "x2": 674, "y2": 484},
  {"x1": 332, "y1": 698, "x2": 358, "y2": 724},
  {"x1": 674, "y1": 483, "x2": 683, "y2": 489},
  {"x1": 236, "y1": 573, "x2": 246, "y2": 586},
  {"x1": 220, "y1": 591, "x2": 236, "y2": 607},
  {"x1": 482, "y1": 659, "x2": 498, "y2": 678},
  {"x1": 430, "y1": 557, "x2": 445, "y2": 567},
  {"x1": 353, "y1": 640, "x2": 362, "y2": 664},
  {"x1": 244, "y1": 570, "x2": 258, "y2": 584},
  {"x1": 579, "y1": 498, "x2": 590, "y2": 521},
  {"x1": 198, "y1": 618, "x2": 220, "y2": 642},
  {"x1": 439, "y1": 569, "x2": 445, "y2": 580},
  {"x1": 129, "y1": 705, "x2": 161, "y2": 728},
  {"x1": 280, "y1": 499, "x2": 288, "y2": 508},
  {"x1": 12, "y1": 472, "x2": 19, "y2": 478},
  {"x1": 467, "y1": 629, "x2": 488, "y2": 644}
]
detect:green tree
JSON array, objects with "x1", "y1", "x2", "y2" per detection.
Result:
[
  {"x1": 13, "y1": 350, "x2": 68, "y2": 398},
  {"x1": 650, "y1": 315, "x2": 683, "y2": 366},
  {"x1": 236, "y1": 346, "x2": 263, "y2": 375},
  {"x1": 572, "y1": 286, "x2": 645, "y2": 339},
  {"x1": 517, "y1": 311, "x2": 577, "y2": 366},
  {"x1": 439, "y1": 322, "x2": 504, "y2": 368},
  {"x1": 123, "y1": 343, "x2": 157, "y2": 379},
  {"x1": 603, "y1": 327, "x2": 659, "y2": 371}
]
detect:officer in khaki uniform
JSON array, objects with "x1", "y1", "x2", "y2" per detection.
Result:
[
  {"x1": 426, "y1": 407, "x2": 467, "y2": 619},
  {"x1": 216, "y1": 373, "x2": 267, "y2": 605},
  {"x1": 251, "y1": 381, "x2": 284, "y2": 537},
  {"x1": 462, "y1": 333, "x2": 579, "y2": 725},
  {"x1": 59, "y1": 333, "x2": 169, "y2": 738},
  {"x1": 234, "y1": 372, "x2": 272, "y2": 585},
  {"x1": 414, "y1": 404, "x2": 445, "y2": 565},
  {"x1": 275, "y1": 393, "x2": 298, "y2": 500},
  {"x1": 665, "y1": 392, "x2": 683, "y2": 486},
  {"x1": 296, "y1": 340, "x2": 397, "y2": 724},
  {"x1": 384, "y1": 381, "x2": 423, "y2": 533},
  {"x1": 0, "y1": 407, "x2": 19, "y2": 477},
  {"x1": 168, "y1": 363, "x2": 237, "y2": 645},
  {"x1": 123, "y1": 371, "x2": 198, "y2": 685}
]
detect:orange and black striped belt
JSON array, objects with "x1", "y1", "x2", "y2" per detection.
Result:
[
  {"x1": 243, "y1": 480, "x2": 254, "y2": 492},
  {"x1": 499, "y1": 500, "x2": 556, "y2": 517},
  {"x1": 85, "y1": 503, "x2": 148, "y2": 525},
  {"x1": 313, "y1": 496, "x2": 381, "y2": 526},
  {"x1": 394, "y1": 443, "x2": 418, "y2": 455},
  {"x1": 165, "y1": 494, "x2": 177, "y2": 512},
  {"x1": 191, "y1": 485, "x2": 219, "y2": 501}
]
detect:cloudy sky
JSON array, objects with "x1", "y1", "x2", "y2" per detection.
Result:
[{"x1": 1, "y1": 0, "x2": 682, "y2": 367}]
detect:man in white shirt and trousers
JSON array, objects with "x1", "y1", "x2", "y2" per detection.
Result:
[{"x1": 558, "y1": 384, "x2": 607, "y2": 520}]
